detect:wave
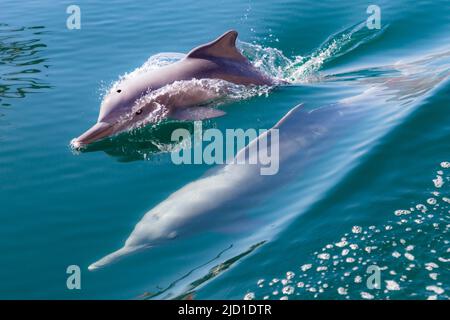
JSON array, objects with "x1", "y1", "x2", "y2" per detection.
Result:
[
  {"x1": 239, "y1": 21, "x2": 388, "y2": 83},
  {"x1": 0, "y1": 24, "x2": 50, "y2": 108}
]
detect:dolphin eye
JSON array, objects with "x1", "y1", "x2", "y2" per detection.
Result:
[
  {"x1": 116, "y1": 89, "x2": 122, "y2": 93},
  {"x1": 135, "y1": 109, "x2": 142, "y2": 115}
]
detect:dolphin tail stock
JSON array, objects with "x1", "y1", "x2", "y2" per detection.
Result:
[{"x1": 88, "y1": 244, "x2": 148, "y2": 271}]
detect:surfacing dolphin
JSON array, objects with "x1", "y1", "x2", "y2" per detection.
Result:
[
  {"x1": 72, "y1": 30, "x2": 275, "y2": 148},
  {"x1": 88, "y1": 103, "x2": 361, "y2": 271}
]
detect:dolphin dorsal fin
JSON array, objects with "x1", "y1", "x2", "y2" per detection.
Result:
[
  {"x1": 273, "y1": 104, "x2": 305, "y2": 129},
  {"x1": 186, "y1": 30, "x2": 247, "y2": 62}
]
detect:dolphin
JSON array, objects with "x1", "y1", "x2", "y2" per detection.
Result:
[
  {"x1": 84, "y1": 48, "x2": 450, "y2": 271},
  {"x1": 72, "y1": 30, "x2": 275, "y2": 148},
  {"x1": 88, "y1": 102, "x2": 360, "y2": 270}
]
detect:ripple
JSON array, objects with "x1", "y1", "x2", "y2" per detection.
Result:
[{"x1": 0, "y1": 24, "x2": 50, "y2": 107}]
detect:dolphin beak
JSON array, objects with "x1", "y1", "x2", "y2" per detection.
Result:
[
  {"x1": 71, "y1": 122, "x2": 114, "y2": 148},
  {"x1": 88, "y1": 245, "x2": 149, "y2": 271}
]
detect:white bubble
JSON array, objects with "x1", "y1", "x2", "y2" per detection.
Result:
[
  {"x1": 385, "y1": 280, "x2": 400, "y2": 291},
  {"x1": 429, "y1": 273, "x2": 438, "y2": 280},
  {"x1": 300, "y1": 264, "x2": 312, "y2": 272},
  {"x1": 282, "y1": 286, "x2": 295, "y2": 295},
  {"x1": 337, "y1": 287, "x2": 347, "y2": 295},
  {"x1": 361, "y1": 292, "x2": 374, "y2": 300},
  {"x1": 426, "y1": 285, "x2": 444, "y2": 295},
  {"x1": 433, "y1": 175, "x2": 444, "y2": 188},
  {"x1": 394, "y1": 209, "x2": 411, "y2": 216},
  {"x1": 416, "y1": 204, "x2": 428, "y2": 213},
  {"x1": 352, "y1": 226, "x2": 362, "y2": 234},
  {"x1": 440, "y1": 161, "x2": 450, "y2": 168},
  {"x1": 317, "y1": 253, "x2": 330, "y2": 260},
  {"x1": 404, "y1": 253, "x2": 415, "y2": 261},
  {"x1": 286, "y1": 271, "x2": 295, "y2": 280},
  {"x1": 335, "y1": 239, "x2": 348, "y2": 247},
  {"x1": 244, "y1": 292, "x2": 255, "y2": 300}
]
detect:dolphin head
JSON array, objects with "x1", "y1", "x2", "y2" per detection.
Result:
[
  {"x1": 88, "y1": 213, "x2": 179, "y2": 271},
  {"x1": 71, "y1": 84, "x2": 159, "y2": 148}
]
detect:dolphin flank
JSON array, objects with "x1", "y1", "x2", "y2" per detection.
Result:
[
  {"x1": 72, "y1": 30, "x2": 275, "y2": 148},
  {"x1": 87, "y1": 102, "x2": 359, "y2": 270}
]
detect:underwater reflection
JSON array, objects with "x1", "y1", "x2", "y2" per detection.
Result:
[
  {"x1": 327, "y1": 50, "x2": 450, "y2": 104},
  {"x1": 0, "y1": 23, "x2": 50, "y2": 107},
  {"x1": 138, "y1": 241, "x2": 265, "y2": 300},
  {"x1": 77, "y1": 120, "x2": 202, "y2": 162}
]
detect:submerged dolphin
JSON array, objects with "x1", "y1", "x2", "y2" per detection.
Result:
[
  {"x1": 72, "y1": 30, "x2": 274, "y2": 148},
  {"x1": 88, "y1": 103, "x2": 358, "y2": 270}
]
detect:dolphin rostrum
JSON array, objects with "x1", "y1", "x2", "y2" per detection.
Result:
[
  {"x1": 72, "y1": 30, "x2": 275, "y2": 148},
  {"x1": 88, "y1": 103, "x2": 359, "y2": 270}
]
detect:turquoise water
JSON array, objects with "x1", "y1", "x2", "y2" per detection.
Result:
[{"x1": 0, "y1": 0, "x2": 449, "y2": 299}]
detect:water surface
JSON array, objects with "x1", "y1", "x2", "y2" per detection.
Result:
[{"x1": 0, "y1": 0, "x2": 449, "y2": 299}]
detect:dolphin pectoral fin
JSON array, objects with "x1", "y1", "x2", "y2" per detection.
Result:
[{"x1": 170, "y1": 107, "x2": 226, "y2": 121}]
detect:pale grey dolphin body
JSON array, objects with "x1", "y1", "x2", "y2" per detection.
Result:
[
  {"x1": 83, "y1": 48, "x2": 450, "y2": 271},
  {"x1": 72, "y1": 30, "x2": 274, "y2": 148},
  {"x1": 88, "y1": 103, "x2": 358, "y2": 270}
]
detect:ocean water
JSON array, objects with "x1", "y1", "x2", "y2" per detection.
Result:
[{"x1": 0, "y1": 0, "x2": 449, "y2": 299}]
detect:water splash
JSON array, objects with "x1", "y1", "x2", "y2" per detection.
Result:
[
  {"x1": 240, "y1": 22, "x2": 388, "y2": 83},
  {"x1": 246, "y1": 162, "x2": 450, "y2": 300}
]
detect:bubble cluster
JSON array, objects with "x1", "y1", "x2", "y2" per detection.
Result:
[{"x1": 245, "y1": 163, "x2": 450, "y2": 300}]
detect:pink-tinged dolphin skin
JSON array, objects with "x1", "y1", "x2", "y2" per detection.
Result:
[
  {"x1": 71, "y1": 30, "x2": 275, "y2": 148},
  {"x1": 87, "y1": 103, "x2": 354, "y2": 270}
]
